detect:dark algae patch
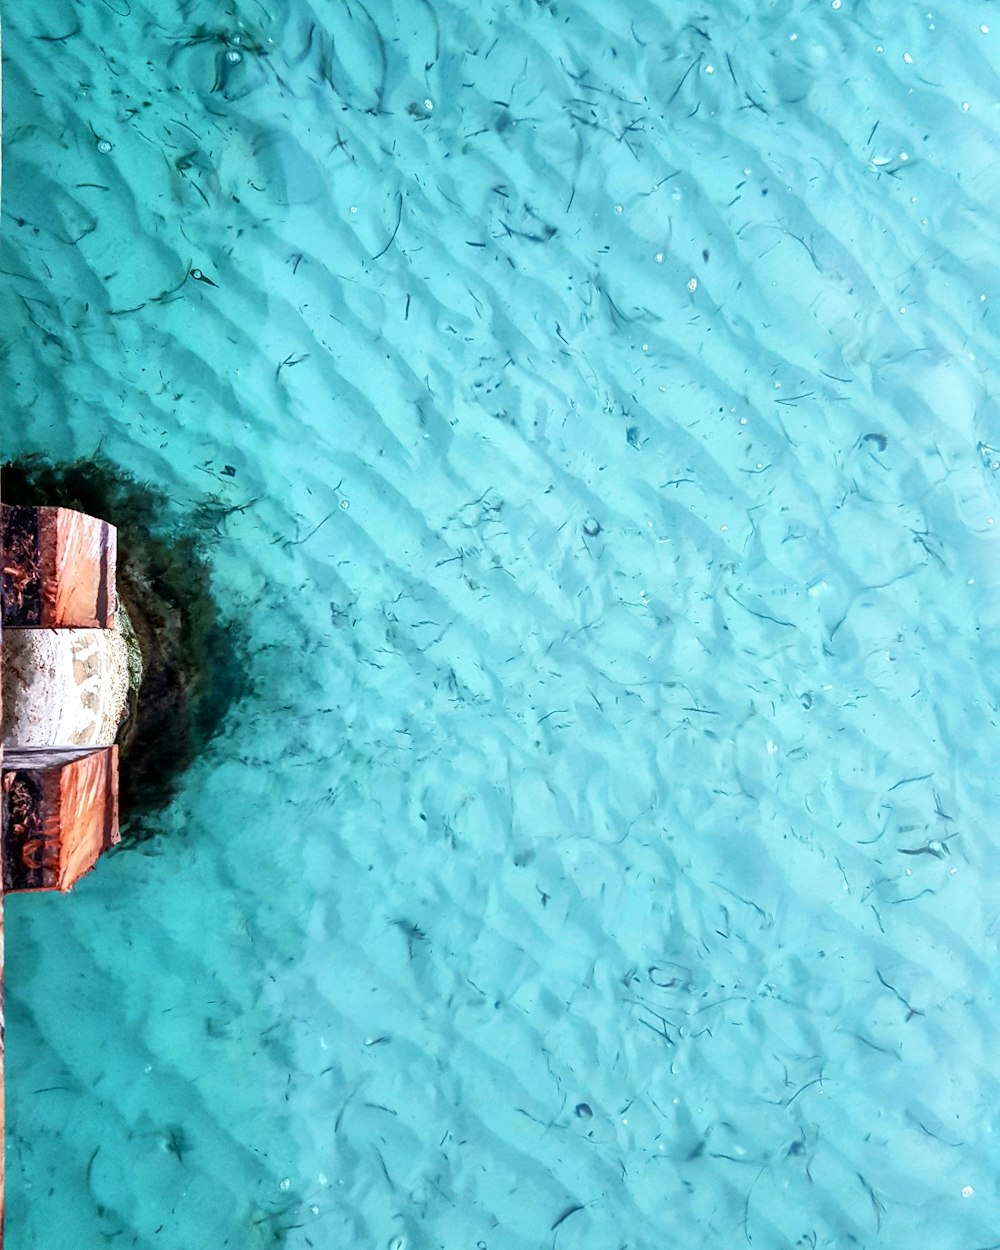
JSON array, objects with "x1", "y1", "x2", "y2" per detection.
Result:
[
  {"x1": 1, "y1": 503, "x2": 42, "y2": 623},
  {"x1": 2, "y1": 453, "x2": 251, "y2": 840},
  {"x1": 1, "y1": 770, "x2": 45, "y2": 890}
]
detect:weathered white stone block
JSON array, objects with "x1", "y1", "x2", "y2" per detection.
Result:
[{"x1": 1, "y1": 627, "x2": 129, "y2": 747}]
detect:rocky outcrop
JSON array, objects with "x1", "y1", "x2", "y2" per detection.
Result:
[
  {"x1": 1, "y1": 499, "x2": 125, "y2": 893},
  {"x1": 1, "y1": 454, "x2": 250, "y2": 837}
]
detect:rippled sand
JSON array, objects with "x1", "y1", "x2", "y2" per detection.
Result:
[{"x1": 2, "y1": 2, "x2": 1000, "y2": 1246}]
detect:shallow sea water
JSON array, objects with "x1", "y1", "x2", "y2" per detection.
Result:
[{"x1": 2, "y1": 1, "x2": 1000, "y2": 1246}]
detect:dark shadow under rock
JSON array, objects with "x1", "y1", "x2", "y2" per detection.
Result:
[{"x1": 1, "y1": 453, "x2": 251, "y2": 842}]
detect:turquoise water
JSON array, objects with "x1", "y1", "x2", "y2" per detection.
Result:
[{"x1": 3, "y1": 0, "x2": 1000, "y2": 1246}]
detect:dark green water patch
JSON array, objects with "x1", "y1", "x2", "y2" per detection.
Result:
[{"x1": 2, "y1": 453, "x2": 251, "y2": 841}]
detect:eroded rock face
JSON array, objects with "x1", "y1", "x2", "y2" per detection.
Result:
[{"x1": 1, "y1": 627, "x2": 129, "y2": 748}]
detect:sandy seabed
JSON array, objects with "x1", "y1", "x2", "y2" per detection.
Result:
[{"x1": 2, "y1": 2, "x2": 999, "y2": 1247}]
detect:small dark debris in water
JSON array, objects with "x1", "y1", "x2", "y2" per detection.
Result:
[
  {"x1": 393, "y1": 918, "x2": 427, "y2": 958},
  {"x1": 582, "y1": 518, "x2": 601, "y2": 537},
  {"x1": 574, "y1": 1102, "x2": 593, "y2": 1118},
  {"x1": 161, "y1": 1124, "x2": 190, "y2": 1163},
  {"x1": 550, "y1": 1203, "x2": 585, "y2": 1231},
  {"x1": 702, "y1": 247, "x2": 710, "y2": 262},
  {"x1": 222, "y1": 464, "x2": 236, "y2": 477},
  {"x1": 898, "y1": 839, "x2": 950, "y2": 859},
  {"x1": 863, "y1": 433, "x2": 888, "y2": 452},
  {"x1": 626, "y1": 425, "x2": 643, "y2": 449}
]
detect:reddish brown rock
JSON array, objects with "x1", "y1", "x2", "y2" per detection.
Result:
[
  {"x1": 1, "y1": 504, "x2": 116, "y2": 629},
  {"x1": 1, "y1": 747, "x2": 119, "y2": 893}
]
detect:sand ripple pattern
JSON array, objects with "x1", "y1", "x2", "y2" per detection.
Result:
[{"x1": 3, "y1": 1, "x2": 1000, "y2": 1246}]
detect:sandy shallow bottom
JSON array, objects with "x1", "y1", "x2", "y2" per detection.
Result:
[{"x1": 2, "y1": 1, "x2": 1000, "y2": 1247}]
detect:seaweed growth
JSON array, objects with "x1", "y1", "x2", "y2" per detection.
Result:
[
  {"x1": 0, "y1": 505, "x2": 42, "y2": 621},
  {"x1": 1, "y1": 453, "x2": 251, "y2": 841},
  {"x1": 1, "y1": 770, "x2": 45, "y2": 889}
]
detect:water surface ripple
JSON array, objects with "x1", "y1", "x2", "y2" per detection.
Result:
[{"x1": 2, "y1": 1, "x2": 1000, "y2": 1247}]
